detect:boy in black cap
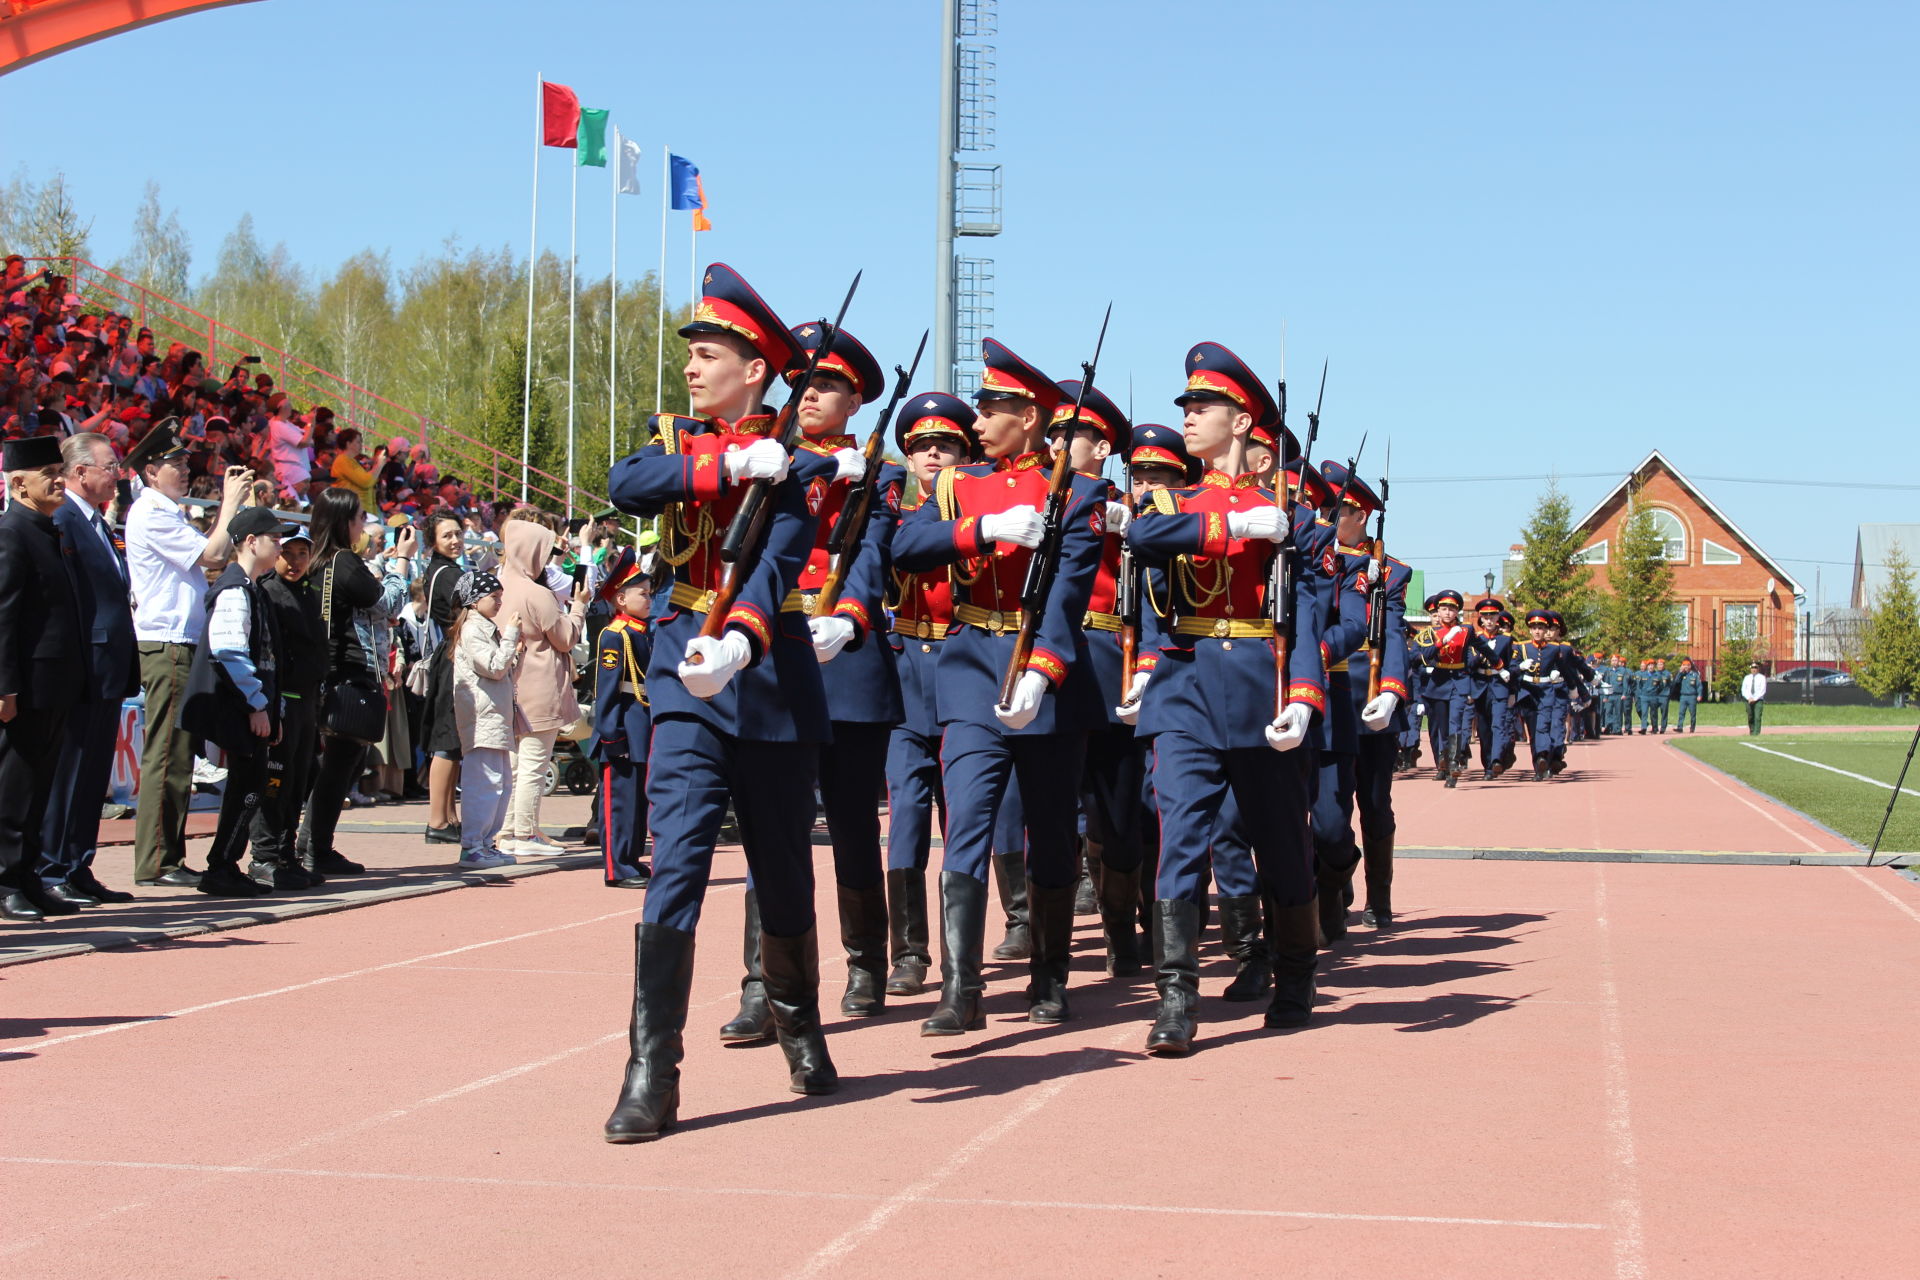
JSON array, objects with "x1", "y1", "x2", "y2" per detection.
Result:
[{"x1": 247, "y1": 528, "x2": 326, "y2": 889}]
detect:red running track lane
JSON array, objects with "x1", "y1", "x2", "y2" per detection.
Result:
[
  {"x1": 1391, "y1": 732, "x2": 1855, "y2": 854},
  {"x1": 3, "y1": 850, "x2": 1917, "y2": 1278}
]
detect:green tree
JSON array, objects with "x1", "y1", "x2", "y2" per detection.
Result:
[
  {"x1": 1712, "y1": 632, "x2": 1759, "y2": 700},
  {"x1": 1510, "y1": 478, "x2": 1600, "y2": 640},
  {"x1": 472, "y1": 335, "x2": 560, "y2": 504},
  {"x1": 1603, "y1": 492, "x2": 1680, "y2": 660},
  {"x1": 0, "y1": 168, "x2": 93, "y2": 260},
  {"x1": 1857, "y1": 541, "x2": 1920, "y2": 705},
  {"x1": 119, "y1": 181, "x2": 192, "y2": 298}
]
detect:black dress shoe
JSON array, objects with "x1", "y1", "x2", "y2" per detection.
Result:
[
  {"x1": 71, "y1": 870, "x2": 135, "y2": 903},
  {"x1": 18, "y1": 882, "x2": 81, "y2": 916},
  {"x1": 42, "y1": 882, "x2": 99, "y2": 908},
  {"x1": 310, "y1": 850, "x2": 365, "y2": 876},
  {"x1": 423, "y1": 824, "x2": 462, "y2": 845},
  {"x1": 136, "y1": 866, "x2": 203, "y2": 887},
  {"x1": 607, "y1": 872, "x2": 651, "y2": 888},
  {"x1": 198, "y1": 865, "x2": 267, "y2": 897},
  {"x1": 2, "y1": 890, "x2": 46, "y2": 921}
]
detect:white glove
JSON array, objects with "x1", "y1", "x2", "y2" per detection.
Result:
[
  {"x1": 1496, "y1": 668, "x2": 1511, "y2": 683},
  {"x1": 676, "y1": 630, "x2": 753, "y2": 699},
  {"x1": 723, "y1": 438, "x2": 790, "y2": 484},
  {"x1": 1361, "y1": 691, "x2": 1399, "y2": 732},
  {"x1": 1422, "y1": 664, "x2": 1435, "y2": 676},
  {"x1": 994, "y1": 670, "x2": 1050, "y2": 731},
  {"x1": 1264, "y1": 701, "x2": 1313, "y2": 752},
  {"x1": 809, "y1": 615, "x2": 856, "y2": 663},
  {"x1": 980, "y1": 506, "x2": 1044, "y2": 549},
  {"x1": 832, "y1": 447, "x2": 864, "y2": 483},
  {"x1": 1415, "y1": 703, "x2": 1426, "y2": 716},
  {"x1": 1226, "y1": 506, "x2": 1284, "y2": 541},
  {"x1": 1102, "y1": 501, "x2": 1132, "y2": 534},
  {"x1": 1519, "y1": 657, "x2": 1539, "y2": 673},
  {"x1": 1115, "y1": 670, "x2": 1151, "y2": 724}
]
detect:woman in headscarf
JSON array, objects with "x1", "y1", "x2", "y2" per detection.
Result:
[{"x1": 497, "y1": 517, "x2": 590, "y2": 852}]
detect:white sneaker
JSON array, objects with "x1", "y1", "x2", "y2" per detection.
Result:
[
  {"x1": 457, "y1": 849, "x2": 516, "y2": 869},
  {"x1": 516, "y1": 832, "x2": 567, "y2": 855}
]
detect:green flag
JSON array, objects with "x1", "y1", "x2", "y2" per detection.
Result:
[{"x1": 576, "y1": 108, "x2": 609, "y2": 167}]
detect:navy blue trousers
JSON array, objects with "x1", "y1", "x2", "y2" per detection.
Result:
[
  {"x1": 885, "y1": 723, "x2": 944, "y2": 873},
  {"x1": 819, "y1": 720, "x2": 889, "y2": 890},
  {"x1": 1310, "y1": 749, "x2": 1359, "y2": 875},
  {"x1": 1153, "y1": 731, "x2": 1314, "y2": 907},
  {"x1": 1471, "y1": 685, "x2": 1514, "y2": 766},
  {"x1": 600, "y1": 758, "x2": 649, "y2": 882},
  {"x1": 641, "y1": 716, "x2": 818, "y2": 937},
  {"x1": 38, "y1": 694, "x2": 119, "y2": 887},
  {"x1": 1080, "y1": 725, "x2": 1151, "y2": 873},
  {"x1": 1353, "y1": 732, "x2": 1397, "y2": 849},
  {"x1": 937, "y1": 720, "x2": 1082, "y2": 890}
]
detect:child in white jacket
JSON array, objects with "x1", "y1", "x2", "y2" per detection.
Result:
[{"x1": 449, "y1": 571, "x2": 523, "y2": 868}]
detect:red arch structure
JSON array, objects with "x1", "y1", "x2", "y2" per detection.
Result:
[{"x1": 1, "y1": 0, "x2": 260, "y2": 77}]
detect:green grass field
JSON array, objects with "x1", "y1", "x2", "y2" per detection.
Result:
[
  {"x1": 1685, "y1": 702, "x2": 1920, "y2": 728},
  {"x1": 1672, "y1": 732, "x2": 1920, "y2": 854}
]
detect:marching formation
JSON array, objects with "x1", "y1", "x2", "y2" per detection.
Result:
[{"x1": 595, "y1": 263, "x2": 1425, "y2": 1143}]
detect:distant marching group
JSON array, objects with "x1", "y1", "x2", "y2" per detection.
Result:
[{"x1": 1398, "y1": 599, "x2": 1709, "y2": 787}]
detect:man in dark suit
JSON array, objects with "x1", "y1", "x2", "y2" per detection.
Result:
[
  {"x1": 37, "y1": 432, "x2": 139, "y2": 906},
  {"x1": 0, "y1": 434, "x2": 90, "y2": 920}
]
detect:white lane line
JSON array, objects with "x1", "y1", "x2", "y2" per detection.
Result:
[
  {"x1": 23, "y1": 901, "x2": 660, "y2": 1052},
  {"x1": 1845, "y1": 866, "x2": 1920, "y2": 926},
  {"x1": 1739, "y1": 741, "x2": 1920, "y2": 798},
  {"x1": 0, "y1": 1157, "x2": 1605, "y2": 1230},
  {"x1": 783, "y1": 1026, "x2": 1135, "y2": 1280},
  {"x1": 1594, "y1": 868, "x2": 1648, "y2": 1280},
  {"x1": 413, "y1": 965, "x2": 634, "y2": 977},
  {"x1": 1671, "y1": 752, "x2": 1826, "y2": 854}
]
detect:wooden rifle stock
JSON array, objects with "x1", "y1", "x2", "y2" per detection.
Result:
[{"x1": 812, "y1": 330, "x2": 926, "y2": 617}]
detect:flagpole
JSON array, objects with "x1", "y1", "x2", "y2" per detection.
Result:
[
  {"x1": 521, "y1": 70, "x2": 540, "y2": 502},
  {"x1": 566, "y1": 157, "x2": 579, "y2": 520},
  {"x1": 687, "y1": 219, "x2": 697, "y2": 415},
  {"x1": 656, "y1": 148, "x2": 668, "y2": 417},
  {"x1": 609, "y1": 128, "x2": 619, "y2": 473}
]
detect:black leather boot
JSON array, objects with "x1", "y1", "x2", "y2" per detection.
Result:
[
  {"x1": 761, "y1": 928, "x2": 839, "y2": 1095},
  {"x1": 1361, "y1": 832, "x2": 1395, "y2": 928},
  {"x1": 1095, "y1": 862, "x2": 1144, "y2": 977},
  {"x1": 989, "y1": 852, "x2": 1031, "y2": 960},
  {"x1": 1026, "y1": 882, "x2": 1076, "y2": 1024},
  {"x1": 1217, "y1": 894, "x2": 1273, "y2": 1001},
  {"x1": 1073, "y1": 842, "x2": 1100, "y2": 916},
  {"x1": 1265, "y1": 896, "x2": 1320, "y2": 1029},
  {"x1": 603, "y1": 922, "x2": 694, "y2": 1143},
  {"x1": 1315, "y1": 858, "x2": 1354, "y2": 946},
  {"x1": 921, "y1": 872, "x2": 988, "y2": 1036},
  {"x1": 884, "y1": 867, "x2": 931, "y2": 996},
  {"x1": 1145, "y1": 899, "x2": 1202, "y2": 1056},
  {"x1": 837, "y1": 883, "x2": 889, "y2": 1018},
  {"x1": 718, "y1": 891, "x2": 774, "y2": 1044}
]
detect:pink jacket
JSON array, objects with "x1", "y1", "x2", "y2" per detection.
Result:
[{"x1": 498, "y1": 521, "x2": 585, "y2": 733}]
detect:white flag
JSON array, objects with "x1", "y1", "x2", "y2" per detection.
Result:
[{"x1": 615, "y1": 127, "x2": 642, "y2": 195}]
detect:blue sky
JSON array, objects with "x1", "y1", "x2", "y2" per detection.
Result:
[{"x1": 5, "y1": 0, "x2": 1914, "y2": 605}]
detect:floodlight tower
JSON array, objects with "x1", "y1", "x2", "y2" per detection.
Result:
[{"x1": 934, "y1": 0, "x2": 1002, "y2": 394}]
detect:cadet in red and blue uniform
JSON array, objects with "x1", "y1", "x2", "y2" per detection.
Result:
[
  {"x1": 1511, "y1": 608, "x2": 1588, "y2": 780},
  {"x1": 602, "y1": 264, "x2": 841, "y2": 1142},
  {"x1": 589, "y1": 548, "x2": 655, "y2": 889},
  {"x1": 1467, "y1": 597, "x2": 1516, "y2": 779},
  {"x1": 1047, "y1": 378, "x2": 1146, "y2": 976},
  {"x1": 881, "y1": 392, "x2": 978, "y2": 998},
  {"x1": 1126, "y1": 341, "x2": 1328, "y2": 1056},
  {"x1": 891, "y1": 338, "x2": 1107, "y2": 1035},
  {"x1": 1311, "y1": 459, "x2": 1412, "y2": 938},
  {"x1": 1414, "y1": 589, "x2": 1499, "y2": 788}
]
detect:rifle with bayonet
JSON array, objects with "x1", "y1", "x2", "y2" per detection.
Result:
[
  {"x1": 1268, "y1": 360, "x2": 1324, "y2": 717},
  {"x1": 811, "y1": 328, "x2": 927, "y2": 617},
  {"x1": 997, "y1": 303, "x2": 1112, "y2": 711},
  {"x1": 692, "y1": 271, "x2": 861, "y2": 650},
  {"x1": 1366, "y1": 443, "x2": 1392, "y2": 702}
]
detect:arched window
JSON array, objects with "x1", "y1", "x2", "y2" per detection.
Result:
[{"x1": 1645, "y1": 508, "x2": 1687, "y2": 562}]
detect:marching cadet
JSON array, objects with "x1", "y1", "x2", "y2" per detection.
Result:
[
  {"x1": 589, "y1": 548, "x2": 655, "y2": 889},
  {"x1": 1511, "y1": 609, "x2": 1580, "y2": 779},
  {"x1": 602, "y1": 264, "x2": 852, "y2": 1142},
  {"x1": 1674, "y1": 657, "x2": 1704, "y2": 732},
  {"x1": 1313, "y1": 459, "x2": 1411, "y2": 937},
  {"x1": 891, "y1": 338, "x2": 1107, "y2": 1035},
  {"x1": 1413, "y1": 590, "x2": 1496, "y2": 788},
  {"x1": 1398, "y1": 621, "x2": 1427, "y2": 771},
  {"x1": 1466, "y1": 597, "x2": 1515, "y2": 780},
  {"x1": 881, "y1": 392, "x2": 978, "y2": 997},
  {"x1": 1126, "y1": 341, "x2": 1328, "y2": 1056}
]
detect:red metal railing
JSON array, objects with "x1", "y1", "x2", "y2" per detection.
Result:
[{"x1": 26, "y1": 258, "x2": 608, "y2": 515}]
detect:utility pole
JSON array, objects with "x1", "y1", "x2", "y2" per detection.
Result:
[{"x1": 934, "y1": 0, "x2": 1001, "y2": 393}]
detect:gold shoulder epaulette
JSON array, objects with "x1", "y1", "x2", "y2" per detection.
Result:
[{"x1": 1150, "y1": 488, "x2": 1179, "y2": 516}]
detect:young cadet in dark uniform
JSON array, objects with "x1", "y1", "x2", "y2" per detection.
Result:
[
  {"x1": 891, "y1": 338, "x2": 1107, "y2": 1035},
  {"x1": 1651, "y1": 657, "x2": 1673, "y2": 733},
  {"x1": 1674, "y1": 658, "x2": 1703, "y2": 732},
  {"x1": 882, "y1": 392, "x2": 978, "y2": 997},
  {"x1": 1414, "y1": 590, "x2": 1497, "y2": 788},
  {"x1": 0, "y1": 435, "x2": 87, "y2": 921},
  {"x1": 602, "y1": 264, "x2": 843, "y2": 1142},
  {"x1": 1046, "y1": 378, "x2": 1144, "y2": 977},
  {"x1": 249, "y1": 530, "x2": 326, "y2": 890},
  {"x1": 1313, "y1": 459, "x2": 1412, "y2": 937},
  {"x1": 1511, "y1": 609, "x2": 1579, "y2": 780},
  {"x1": 1398, "y1": 621, "x2": 1427, "y2": 771},
  {"x1": 589, "y1": 548, "x2": 654, "y2": 889},
  {"x1": 1467, "y1": 597, "x2": 1516, "y2": 780},
  {"x1": 1126, "y1": 341, "x2": 1328, "y2": 1056}
]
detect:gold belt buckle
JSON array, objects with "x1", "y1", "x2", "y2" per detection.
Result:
[
  {"x1": 802, "y1": 592, "x2": 819, "y2": 617},
  {"x1": 1212, "y1": 618, "x2": 1230, "y2": 638},
  {"x1": 917, "y1": 618, "x2": 932, "y2": 640},
  {"x1": 987, "y1": 611, "x2": 1005, "y2": 632}
]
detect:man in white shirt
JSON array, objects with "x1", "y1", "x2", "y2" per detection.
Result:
[
  {"x1": 1740, "y1": 662, "x2": 1768, "y2": 737},
  {"x1": 266, "y1": 398, "x2": 313, "y2": 500},
  {"x1": 123, "y1": 422, "x2": 252, "y2": 886}
]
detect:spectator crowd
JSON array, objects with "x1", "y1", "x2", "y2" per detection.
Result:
[{"x1": 0, "y1": 253, "x2": 635, "y2": 922}]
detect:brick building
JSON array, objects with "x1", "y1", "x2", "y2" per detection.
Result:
[{"x1": 1569, "y1": 451, "x2": 1802, "y2": 674}]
